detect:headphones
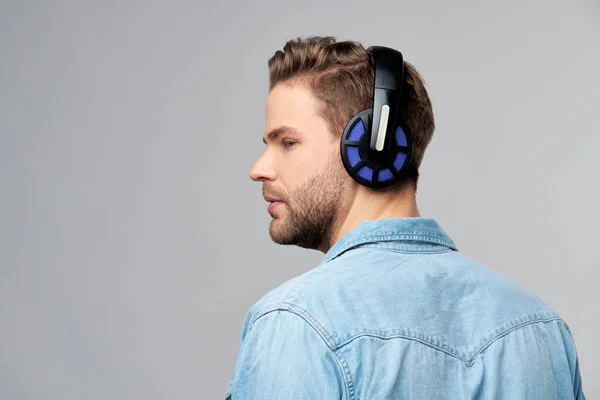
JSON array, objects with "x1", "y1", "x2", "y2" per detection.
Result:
[{"x1": 340, "y1": 46, "x2": 413, "y2": 188}]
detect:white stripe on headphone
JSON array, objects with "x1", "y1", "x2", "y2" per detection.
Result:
[{"x1": 375, "y1": 104, "x2": 390, "y2": 151}]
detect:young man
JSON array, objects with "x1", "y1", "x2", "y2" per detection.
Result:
[{"x1": 225, "y1": 36, "x2": 585, "y2": 399}]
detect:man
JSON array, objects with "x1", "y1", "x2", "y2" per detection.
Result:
[{"x1": 225, "y1": 36, "x2": 585, "y2": 399}]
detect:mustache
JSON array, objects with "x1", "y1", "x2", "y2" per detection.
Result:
[{"x1": 262, "y1": 185, "x2": 287, "y2": 202}]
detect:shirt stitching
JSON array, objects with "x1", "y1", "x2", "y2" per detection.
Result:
[
  {"x1": 355, "y1": 246, "x2": 453, "y2": 255},
  {"x1": 251, "y1": 304, "x2": 354, "y2": 400},
  {"x1": 333, "y1": 315, "x2": 563, "y2": 366},
  {"x1": 327, "y1": 233, "x2": 457, "y2": 262},
  {"x1": 252, "y1": 302, "x2": 336, "y2": 348},
  {"x1": 335, "y1": 331, "x2": 469, "y2": 363},
  {"x1": 334, "y1": 347, "x2": 356, "y2": 400},
  {"x1": 468, "y1": 316, "x2": 563, "y2": 364}
]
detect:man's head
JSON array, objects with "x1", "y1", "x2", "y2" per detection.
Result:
[{"x1": 249, "y1": 36, "x2": 435, "y2": 251}]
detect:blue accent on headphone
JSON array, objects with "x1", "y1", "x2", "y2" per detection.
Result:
[
  {"x1": 347, "y1": 146, "x2": 361, "y2": 167},
  {"x1": 393, "y1": 152, "x2": 407, "y2": 171},
  {"x1": 348, "y1": 120, "x2": 365, "y2": 141},
  {"x1": 395, "y1": 126, "x2": 407, "y2": 146},
  {"x1": 358, "y1": 165, "x2": 373, "y2": 180},
  {"x1": 378, "y1": 168, "x2": 394, "y2": 181}
]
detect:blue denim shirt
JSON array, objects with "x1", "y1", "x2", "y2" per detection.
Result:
[{"x1": 226, "y1": 217, "x2": 585, "y2": 399}]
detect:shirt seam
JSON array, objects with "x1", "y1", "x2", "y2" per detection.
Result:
[
  {"x1": 357, "y1": 246, "x2": 454, "y2": 255},
  {"x1": 351, "y1": 233, "x2": 454, "y2": 245},
  {"x1": 249, "y1": 303, "x2": 354, "y2": 400},
  {"x1": 334, "y1": 331, "x2": 469, "y2": 363},
  {"x1": 326, "y1": 233, "x2": 457, "y2": 262},
  {"x1": 468, "y1": 316, "x2": 563, "y2": 364},
  {"x1": 333, "y1": 315, "x2": 563, "y2": 365}
]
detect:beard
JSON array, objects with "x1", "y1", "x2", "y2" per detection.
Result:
[{"x1": 266, "y1": 154, "x2": 348, "y2": 251}]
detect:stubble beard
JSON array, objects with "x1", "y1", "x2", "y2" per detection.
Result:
[{"x1": 268, "y1": 157, "x2": 348, "y2": 251}]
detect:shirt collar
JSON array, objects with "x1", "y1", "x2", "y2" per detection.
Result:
[{"x1": 321, "y1": 217, "x2": 458, "y2": 264}]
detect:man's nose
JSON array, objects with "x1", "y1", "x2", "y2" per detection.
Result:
[{"x1": 249, "y1": 152, "x2": 276, "y2": 182}]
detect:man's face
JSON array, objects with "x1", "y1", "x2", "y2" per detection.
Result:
[{"x1": 249, "y1": 82, "x2": 350, "y2": 251}]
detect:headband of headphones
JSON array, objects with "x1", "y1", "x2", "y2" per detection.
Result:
[{"x1": 366, "y1": 46, "x2": 405, "y2": 155}]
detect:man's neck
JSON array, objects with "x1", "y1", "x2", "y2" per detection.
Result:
[{"x1": 319, "y1": 186, "x2": 420, "y2": 253}]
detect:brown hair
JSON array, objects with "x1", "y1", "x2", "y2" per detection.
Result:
[{"x1": 267, "y1": 36, "x2": 435, "y2": 191}]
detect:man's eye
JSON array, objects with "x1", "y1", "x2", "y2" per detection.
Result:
[{"x1": 282, "y1": 140, "x2": 296, "y2": 148}]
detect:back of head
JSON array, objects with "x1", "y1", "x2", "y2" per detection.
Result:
[{"x1": 267, "y1": 36, "x2": 435, "y2": 191}]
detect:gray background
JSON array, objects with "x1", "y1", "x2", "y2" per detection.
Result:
[{"x1": 1, "y1": 0, "x2": 598, "y2": 398}]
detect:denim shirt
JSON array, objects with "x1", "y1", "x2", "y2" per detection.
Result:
[{"x1": 225, "y1": 217, "x2": 585, "y2": 399}]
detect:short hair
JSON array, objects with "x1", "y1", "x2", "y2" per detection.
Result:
[{"x1": 267, "y1": 36, "x2": 435, "y2": 191}]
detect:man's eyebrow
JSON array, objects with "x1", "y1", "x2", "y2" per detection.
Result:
[{"x1": 262, "y1": 126, "x2": 301, "y2": 144}]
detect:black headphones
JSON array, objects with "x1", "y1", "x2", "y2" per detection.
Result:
[{"x1": 340, "y1": 46, "x2": 413, "y2": 188}]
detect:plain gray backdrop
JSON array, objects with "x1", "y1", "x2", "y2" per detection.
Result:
[{"x1": 1, "y1": 0, "x2": 598, "y2": 398}]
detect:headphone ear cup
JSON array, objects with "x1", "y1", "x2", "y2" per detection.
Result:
[
  {"x1": 340, "y1": 109, "x2": 412, "y2": 188},
  {"x1": 341, "y1": 109, "x2": 372, "y2": 185}
]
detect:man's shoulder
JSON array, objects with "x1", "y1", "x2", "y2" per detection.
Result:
[
  {"x1": 245, "y1": 267, "x2": 322, "y2": 327},
  {"x1": 245, "y1": 246, "x2": 563, "y2": 357}
]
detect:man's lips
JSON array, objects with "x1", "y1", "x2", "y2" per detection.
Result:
[
  {"x1": 264, "y1": 195, "x2": 283, "y2": 203},
  {"x1": 264, "y1": 195, "x2": 284, "y2": 212},
  {"x1": 268, "y1": 201, "x2": 282, "y2": 212}
]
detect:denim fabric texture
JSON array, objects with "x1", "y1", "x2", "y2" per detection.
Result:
[{"x1": 226, "y1": 217, "x2": 585, "y2": 399}]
